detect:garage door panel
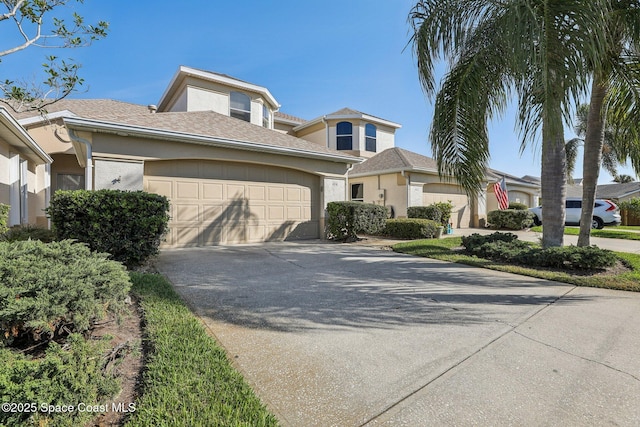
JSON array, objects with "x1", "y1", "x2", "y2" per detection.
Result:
[{"x1": 145, "y1": 160, "x2": 319, "y2": 247}]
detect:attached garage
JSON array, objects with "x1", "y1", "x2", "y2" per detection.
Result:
[
  {"x1": 423, "y1": 183, "x2": 471, "y2": 228},
  {"x1": 145, "y1": 160, "x2": 320, "y2": 246}
]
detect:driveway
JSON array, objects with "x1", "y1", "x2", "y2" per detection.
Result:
[{"x1": 157, "y1": 241, "x2": 640, "y2": 426}]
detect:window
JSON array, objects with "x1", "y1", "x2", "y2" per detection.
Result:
[
  {"x1": 566, "y1": 200, "x2": 581, "y2": 209},
  {"x1": 365, "y1": 124, "x2": 377, "y2": 152},
  {"x1": 262, "y1": 104, "x2": 270, "y2": 128},
  {"x1": 230, "y1": 91, "x2": 251, "y2": 122},
  {"x1": 336, "y1": 121, "x2": 353, "y2": 150},
  {"x1": 351, "y1": 183, "x2": 364, "y2": 201},
  {"x1": 57, "y1": 174, "x2": 85, "y2": 191}
]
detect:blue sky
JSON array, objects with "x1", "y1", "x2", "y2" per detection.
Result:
[{"x1": 1, "y1": 0, "x2": 635, "y2": 183}]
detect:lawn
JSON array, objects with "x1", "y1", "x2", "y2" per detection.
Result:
[
  {"x1": 393, "y1": 237, "x2": 640, "y2": 292},
  {"x1": 530, "y1": 225, "x2": 640, "y2": 240},
  {"x1": 125, "y1": 273, "x2": 278, "y2": 427}
]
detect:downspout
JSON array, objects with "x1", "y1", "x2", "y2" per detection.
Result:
[
  {"x1": 402, "y1": 170, "x2": 410, "y2": 213},
  {"x1": 345, "y1": 163, "x2": 354, "y2": 200},
  {"x1": 322, "y1": 115, "x2": 329, "y2": 148},
  {"x1": 68, "y1": 129, "x2": 93, "y2": 190}
]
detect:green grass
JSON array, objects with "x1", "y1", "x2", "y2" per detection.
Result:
[
  {"x1": 125, "y1": 273, "x2": 278, "y2": 427},
  {"x1": 530, "y1": 225, "x2": 640, "y2": 240},
  {"x1": 393, "y1": 237, "x2": 640, "y2": 292}
]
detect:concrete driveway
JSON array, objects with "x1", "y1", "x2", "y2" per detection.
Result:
[{"x1": 157, "y1": 241, "x2": 640, "y2": 426}]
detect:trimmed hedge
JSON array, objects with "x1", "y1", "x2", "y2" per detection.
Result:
[
  {"x1": 508, "y1": 202, "x2": 528, "y2": 211},
  {"x1": 1, "y1": 225, "x2": 56, "y2": 243},
  {"x1": 408, "y1": 201, "x2": 453, "y2": 226},
  {"x1": 0, "y1": 240, "x2": 131, "y2": 346},
  {"x1": 384, "y1": 218, "x2": 440, "y2": 239},
  {"x1": 487, "y1": 209, "x2": 534, "y2": 230},
  {"x1": 47, "y1": 190, "x2": 170, "y2": 266},
  {"x1": 461, "y1": 232, "x2": 617, "y2": 270},
  {"x1": 0, "y1": 203, "x2": 8, "y2": 235},
  {"x1": 326, "y1": 201, "x2": 387, "y2": 241},
  {"x1": 0, "y1": 334, "x2": 120, "y2": 427}
]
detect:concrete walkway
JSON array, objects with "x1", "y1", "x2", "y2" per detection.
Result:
[{"x1": 157, "y1": 241, "x2": 640, "y2": 426}]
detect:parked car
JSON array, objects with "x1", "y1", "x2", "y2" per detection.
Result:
[{"x1": 529, "y1": 198, "x2": 621, "y2": 229}]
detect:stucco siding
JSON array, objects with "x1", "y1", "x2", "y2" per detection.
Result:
[{"x1": 94, "y1": 158, "x2": 144, "y2": 191}]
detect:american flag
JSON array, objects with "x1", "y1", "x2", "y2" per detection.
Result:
[{"x1": 494, "y1": 177, "x2": 509, "y2": 210}]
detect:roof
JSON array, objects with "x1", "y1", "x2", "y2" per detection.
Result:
[
  {"x1": 13, "y1": 99, "x2": 361, "y2": 163},
  {"x1": 595, "y1": 182, "x2": 640, "y2": 199},
  {"x1": 350, "y1": 147, "x2": 437, "y2": 176},
  {"x1": 294, "y1": 107, "x2": 402, "y2": 132},
  {"x1": 274, "y1": 111, "x2": 307, "y2": 125},
  {"x1": 0, "y1": 107, "x2": 52, "y2": 164},
  {"x1": 487, "y1": 169, "x2": 541, "y2": 188}
]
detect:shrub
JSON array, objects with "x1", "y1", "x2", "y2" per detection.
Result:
[
  {"x1": 47, "y1": 190, "x2": 170, "y2": 266},
  {"x1": 0, "y1": 203, "x2": 8, "y2": 235},
  {"x1": 0, "y1": 240, "x2": 131, "y2": 346},
  {"x1": 326, "y1": 201, "x2": 387, "y2": 241},
  {"x1": 487, "y1": 209, "x2": 534, "y2": 230},
  {"x1": 461, "y1": 232, "x2": 519, "y2": 251},
  {"x1": 1, "y1": 225, "x2": 56, "y2": 243},
  {"x1": 408, "y1": 201, "x2": 454, "y2": 226},
  {"x1": 384, "y1": 218, "x2": 440, "y2": 239},
  {"x1": 0, "y1": 334, "x2": 120, "y2": 427},
  {"x1": 508, "y1": 202, "x2": 528, "y2": 210}
]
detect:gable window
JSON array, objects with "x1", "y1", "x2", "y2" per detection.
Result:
[
  {"x1": 230, "y1": 91, "x2": 251, "y2": 122},
  {"x1": 336, "y1": 121, "x2": 353, "y2": 150},
  {"x1": 351, "y1": 183, "x2": 364, "y2": 202},
  {"x1": 262, "y1": 104, "x2": 270, "y2": 128},
  {"x1": 365, "y1": 124, "x2": 377, "y2": 152}
]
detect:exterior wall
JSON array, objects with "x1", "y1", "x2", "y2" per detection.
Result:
[
  {"x1": 486, "y1": 184, "x2": 538, "y2": 212},
  {"x1": 349, "y1": 173, "x2": 407, "y2": 218},
  {"x1": 294, "y1": 122, "x2": 327, "y2": 147},
  {"x1": 94, "y1": 158, "x2": 144, "y2": 191},
  {"x1": 0, "y1": 139, "x2": 10, "y2": 206},
  {"x1": 273, "y1": 121, "x2": 297, "y2": 134},
  {"x1": 185, "y1": 86, "x2": 228, "y2": 115},
  {"x1": 26, "y1": 122, "x2": 77, "y2": 155},
  {"x1": 170, "y1": 90, "x2": 188, "y2": 112},
  {"x1": 50, "y1": 153, "x2": 84, "y2": 192}
]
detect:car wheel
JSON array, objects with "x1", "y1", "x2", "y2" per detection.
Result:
[
  {"x1": 591, "y1": 217, "x2": 604, "y2": 229},
  {"x1": 533, "y1": 216, "x2": 541, "y2": 226}
]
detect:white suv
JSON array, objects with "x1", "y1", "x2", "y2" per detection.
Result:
[{"x1": 529, "y1": 198, "x2": 621, "y2": 229}]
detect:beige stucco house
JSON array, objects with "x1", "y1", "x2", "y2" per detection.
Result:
[
  {"x1": 8, "y1": 65, "x2": 540, "y2": 245},
  {"x1": 0, "y1": 108, "x2": 52, "y2": 228}
]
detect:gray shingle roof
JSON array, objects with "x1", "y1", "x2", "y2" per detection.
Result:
[
  {"x1": 350, "y1": 147, "x2": 437, "y2": 175},
  {"x1": 13, "y1": 99, "x2": 359, "y2": 159},
  {"x1": 565, "y1": 182, "x2": 640, "y2": 200}
]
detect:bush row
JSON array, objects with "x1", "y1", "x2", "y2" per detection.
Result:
[
  {"x1": 326, "y1": 201, "x2": 387, "y2": 241},
  {"x1": 47, "y1": 190, "x2": 170, "y2": 266},
  {"x1": 0, "y1": 240, "x2": 131, "y2": 346},
  {"x1": 461, "y1": 232, "x2": 617, "y2": 270},
  {"x1": 487, "y1": 209, "x2": 534, "y2": 230},
  {"x1": 408, "y1": 202, "x2": 453, "y2": 226},
  {"x1": 384, "y1": 218, "x2": 440, "y2": 239}
]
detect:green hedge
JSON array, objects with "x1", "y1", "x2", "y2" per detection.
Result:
[
  {"x1": 0, "y1": 203, "x2": 9, "y2": 235},
  {"x1": 384, "y1": 218, "x2": 440, "y2": 239},
  {"x1": 487, "y1": 209, "x2": 534, "y2": 230},
  {"x1": 47, "y1": 190, "x2": 170, "y2": 266},
  {"x1": 408, "y1": 202, "x2": 453, "y2": 226},
  {"x1": 461, "y1": 232, "x2": 617, "y2": 270},
  {"x1": 1, "y1": 225, "x2": 56, "y2": 243},
  {"x1": 0, "y1": 240, "x2": 131, "y2": 346},
  {"x1": 508, "y1": 202, "x2": 528, "y2": 211},
  {"x1": 0, "y1": 334, "x2": 120, "y2": 427},
  {"x1": 326, "y1": 201, "x2": 387, "y2": 241}
]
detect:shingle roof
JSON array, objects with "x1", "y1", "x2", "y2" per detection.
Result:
[
  {"x1": 274, "y1": 111, "x2": 306, "y2": 124},
  {"x1": 596, "y1": 182, "x2": 640, "y2": 199},
  {"x1": 20, "y1": 99, "x2": 357, "y2": 159},
  {"x1": 350, "y1": 147, "x2": 437, "y2": 175}
]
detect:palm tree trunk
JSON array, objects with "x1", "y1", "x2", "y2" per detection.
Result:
[
  {"x1": 578, "y1": 78, "x2": 608, "y2": 246},
  {"x1": 541, "y1": 108, "x2": 567, "y2": 248}
]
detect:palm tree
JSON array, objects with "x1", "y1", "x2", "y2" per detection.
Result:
[
  {"x1": 565, "y1": 103, "x2": 628, "y2": 183},
  {"x1": 409, "y1": 0, "x2": 609, "y2": 247},
  {"x1": 613, "y1": 174, "x2": 636, "y2": 183},
  {"x1": 577, "y1": 0, "x2": 640, "y2": 246}
]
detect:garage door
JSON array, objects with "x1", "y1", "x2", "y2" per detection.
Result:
[
  {"x1": 423, "y1": 183, "x2": 471, "y2": 228},
  {"x1": 144, "y1": 160, "x2": 320, "y2": 247}
]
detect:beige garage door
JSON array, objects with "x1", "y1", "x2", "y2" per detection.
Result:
[
  {"x1": 145, "y1": 160, "x2": 320, "y2": 247},
  {"x1": 423, "y1": 183, "x2": 471, "y2": 228}
]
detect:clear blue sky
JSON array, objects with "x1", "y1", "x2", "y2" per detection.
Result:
[{"x1": 1, "y1": 0, "x2": 635, "y2": 183}]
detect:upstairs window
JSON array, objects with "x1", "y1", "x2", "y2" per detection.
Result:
[
  {"x1": 365, "y1": 124, "x2": 377, "y2": 152},
  {"x1": 336, "y1": 121, "x2": 353, "y2": 150},
  {"x1": 262, "y1": 104, "x2": 270, "y2": 128},
  {"x1": 230, "y1": 91, "x2": 251, "y2": 122}
]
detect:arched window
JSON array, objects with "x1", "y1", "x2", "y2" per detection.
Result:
[
  {"x1": 230, "y1": 91, "x2": 251, "y2": 122},
  {"x1": 336, "y1": 121, "x2": 352, "y2": 150},
  {"x1": 365, "y1": 124, "x2": 377, "y2": 152}
]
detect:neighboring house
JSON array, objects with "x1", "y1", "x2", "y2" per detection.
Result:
[
  {"x1": 566, "y1": 182, "x2": 640, "y2": 203},
  {"x1": 349, "y1": 147, "x2": 541, "y2": 228},
  {"x1": 9, "y1": 65, "x2": 541, "y2": 245},
  {"x1": 0, "y1": 107, "x2": 52, "y2": 228}
]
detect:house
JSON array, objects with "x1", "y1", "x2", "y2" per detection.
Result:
[
  {"x1": 0, "y1": 108, "x2": 52, "y2": 228},
  {"x1": 9, "y1": 65, "x2": 541, "y2": 245},
  {"x1": 566, "y1": 182, "x2": 640, "y2": 203}
]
